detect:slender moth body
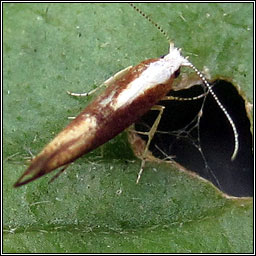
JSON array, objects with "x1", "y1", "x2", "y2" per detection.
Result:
[
  {"x1": 14, "y1": 4, "x2": 239, "y2": 187},
  {"x1": 14, "y1": 44, "x2": 190, "y2": 187}
]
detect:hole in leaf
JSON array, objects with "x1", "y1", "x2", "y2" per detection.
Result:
[{"x1": 134, "y1": 79, "x2": 253, "y2": 197}]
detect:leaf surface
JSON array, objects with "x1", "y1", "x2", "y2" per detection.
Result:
[{"x1": 3, "y1": 3, "x2": 253, "y2": 253}]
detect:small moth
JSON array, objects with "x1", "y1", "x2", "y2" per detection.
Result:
[{"x1": 14, "y1": 4, "x2": 238, "y2": 187}]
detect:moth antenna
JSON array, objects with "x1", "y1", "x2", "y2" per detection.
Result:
[
  {"x1": 129, "y1": 3, "x2": 171, "y2": 42},
  {"x1": 129, "y1": 3, "x2": 239, "y2": 160},
  {"x1": 188, "y1": 63, "x2": 239, "y2": 161}
]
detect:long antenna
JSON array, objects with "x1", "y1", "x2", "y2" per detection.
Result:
[
  {"x1": 129, "y1": 3, "x2": 239, "y2": 160},
  {"x1": 188, "y1": 63, "x2": 239, "y2": 160},
  {"x1": 129, "y1": 3, "x2": 171, "y2": 42}
]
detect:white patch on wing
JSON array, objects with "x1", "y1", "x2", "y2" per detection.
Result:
[
  {"x1": 47, "y1": 114, "x2": 98, "y2": 149},
  {"x1": 111, "y1": 46, "x2": 189, "y2": 110},
  {"x1": 99, "y1": 90, "x2": 116, "y2": 107}
]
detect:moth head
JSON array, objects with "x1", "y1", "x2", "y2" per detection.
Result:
[{"x1": 163, "y1": 41, "x2": 191, "y2": 69}]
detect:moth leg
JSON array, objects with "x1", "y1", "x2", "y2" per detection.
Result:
[
  {"x1": 136, "y1": 105, "x2": 165, "y2": 184},
  {"x1": 67, "y1": 66, "x2": 133, "y2": 97},
  {"x1": 162, "y1": 91, "x2": 208, "y2": 102},
  {"x1": 67, "y1": 66, "x2": 133, "y2": 119},
  {"x1": 48, "y1": 164, "x2": 71, "y2": 184},
  {"x1": 104, "y1": 65, "x2": 133, "y2": 86}
]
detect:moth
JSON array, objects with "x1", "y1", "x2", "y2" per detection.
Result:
[{"x1": 14, "y1": 4, "x2": 238, "y2": 187}]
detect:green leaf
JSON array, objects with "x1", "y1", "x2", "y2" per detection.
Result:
[{"x1": 3, "y1": 3, "x2": 253, "y2": 253}]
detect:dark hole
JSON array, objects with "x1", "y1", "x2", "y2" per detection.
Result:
[
  {"x1": 135, "y1": 80, "x2": 253, "y2": 197},
  {"x1": 174, "y1": 68, "x2": 180, "y2": 78}
]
